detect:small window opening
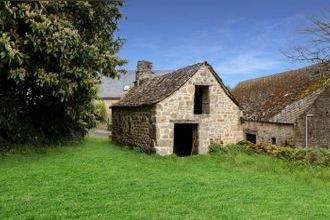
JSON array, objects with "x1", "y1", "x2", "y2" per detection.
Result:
[
  {"x1": 246, "y1": 133, "x2": 256, "y2": 144},
  {"x1": 271, "y1": 137, "x2": 276, "y2": 145},
  {"x1": 194, "y1": 85, "x2": 210, "y2": 114}
]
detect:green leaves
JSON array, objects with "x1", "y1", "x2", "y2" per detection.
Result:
[
  {"x1": 0, "y1": 33, "x2": 24, "y2": 65},
  {"x1": 0, "y1": 1, "x2": 126, "y2": 145},
  {"x1": 7, "y1": 68, "x2": 26, "y2": 83}
]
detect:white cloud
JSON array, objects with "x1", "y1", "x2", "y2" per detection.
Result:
[
  {"x1": 216, "y1": 52, "x2": 281, "y2": 75},
  {"x1": 122, "y1": 15, "x2": 305, "y2": 75}
]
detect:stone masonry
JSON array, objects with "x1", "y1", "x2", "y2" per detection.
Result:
[
  {"x1": 111, "y1": 106, "x2": 156, "y2": 152},
  {"x1": 111, "y1": 61, "x2": 243, "y2": 155},
  {"x1": 154, "y1": 66, "x2": 243, "y2": 155},
  {"x1": 244, "y1": 121, "x2": 294, "y2": 146},
  {"x1": 294, "y1": 85, "x2": 330, "y2": 147},
  {"x1": 242, "y1": 85, "x2": 329, "y2": 147}
]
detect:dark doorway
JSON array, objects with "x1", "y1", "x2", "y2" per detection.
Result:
[
  {"x1": 271, "y1": 137, "x2": 277, "y2": 145},
  {"x1": 246, "y1": 133, "x2": 256, "y2": 144},
  {"x1": 174, "y1": 124, "x2": 198, "y2": 156}
]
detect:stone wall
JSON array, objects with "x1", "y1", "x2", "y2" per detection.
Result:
[
  {"x1": 294, "y1": 86, "x2": 330, "y2": 147},
  {"x1": 243, "y1": 85, "x2": 329, "y2": 148},
  {"x1": 154, "y1": 65, "x2": 243, "y2": 155},
  {"x1": 244, "y1": 121, "x2": 294, "y2": 146},
  {"x1": 111, "y1": 106, "x2": 156, "y2": 152},
  {"x1": 270, "y1": 88, "x2": 324, "y2": 124}
]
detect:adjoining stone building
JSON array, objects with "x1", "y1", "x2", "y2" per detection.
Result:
[
  {"x1": 232, "y1": 63, "x2": 330, "y2": 148},
  {"x1": 111, "y1": 61, "x2": 243, "y2": 156}
]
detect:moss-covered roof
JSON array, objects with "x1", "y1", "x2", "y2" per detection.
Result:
[{"x1": 232, "y1": 62, "x2": 330, "y2": 123}]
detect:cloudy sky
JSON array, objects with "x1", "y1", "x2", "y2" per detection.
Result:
[{"x1": 117, "y1": 0, "x2": 329, "y2": 87}]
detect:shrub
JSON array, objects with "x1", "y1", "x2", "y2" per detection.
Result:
[
  {"x1": 235, "y1": 140, "x2": 330, "y2": 166},
  {"x1": 209, "y1": 143, "x2": 223, "y2": 154},
  {"x1": 94, "y1": 100, "x2": 107, "y2": 123}
]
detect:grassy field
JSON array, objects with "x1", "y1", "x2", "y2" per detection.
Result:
[{"x1": 0, "y1": 136, "x2": 329, "y2": 219}]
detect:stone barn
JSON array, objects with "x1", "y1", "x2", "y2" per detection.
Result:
[
  {"x1": 232, "y1": 63, "x2": 330, "y2": 148},
  {"x1": 111, "y1": 61, "x2": 243, "y2": 155}
]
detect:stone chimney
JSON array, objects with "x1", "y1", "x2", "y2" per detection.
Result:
[{"x1": 136, "y1": 60, "x2": 154, "y2": 85}]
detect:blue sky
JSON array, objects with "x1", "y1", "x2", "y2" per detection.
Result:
[{"x1": 117, "y1": 0, "x2": 329, "y2": 87}]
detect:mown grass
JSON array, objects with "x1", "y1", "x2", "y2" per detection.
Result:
[{"x1": 0, "y1": 136, "x2": 329, "y2": 219}]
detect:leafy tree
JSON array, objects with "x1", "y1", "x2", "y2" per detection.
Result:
[{"x1": 0, "y1": 1, "x2": 126, "y2": 145}]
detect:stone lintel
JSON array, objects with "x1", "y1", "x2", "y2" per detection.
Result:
[
  {"x1": 169, "y1": 119, "x2": 199, "y2": 124},
  {"x1": 244, "y1": 128, "x2": 257, "y2": 134},
  {"x1": 193, "y1": 82, "x2": 213, "y2": 86}
]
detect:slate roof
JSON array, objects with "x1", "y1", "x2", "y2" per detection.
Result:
[
  {"x1": 99, "y1": 70, "x2": 170, "y2": 99},
  {"x1": 232, "y1": 62, "x2": 330, "y2": 123},
  {"x1": 112, "y1": 61, "x2": 239, "y2": 107}
]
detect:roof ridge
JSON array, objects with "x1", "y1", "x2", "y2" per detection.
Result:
[
  {"x1": 235, "y1": 62, "x2": 327, "y2": 87},
  {"x1": 156, "y1": 61, "x2": 207, "y2": 78},
  {"x1": 112, "y1": 62, "x2": 206, "y2": 107}
]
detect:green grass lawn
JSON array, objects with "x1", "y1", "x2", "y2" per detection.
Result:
[{"x1": 0, "y1": 136, "x2": 329, "y2": 219}]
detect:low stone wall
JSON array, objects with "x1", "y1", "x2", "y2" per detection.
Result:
[
  {"x1": 244, "y1": 121, "x2": 294, "y2": 146},
  {"x1": 111, "y1": 106, "x2": 156, "y2": 152}
]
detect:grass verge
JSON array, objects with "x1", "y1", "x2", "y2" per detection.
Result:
[{"x1": 0, "y1": 136, "x2": 329, "y2": 219}]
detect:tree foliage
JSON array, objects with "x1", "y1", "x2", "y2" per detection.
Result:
[
  {"x1": 0, "y1": 1, "x2": 126, "y2": 145},
  {"x1": 94, "y1": 100, "x2": 108, "y2": 123}
]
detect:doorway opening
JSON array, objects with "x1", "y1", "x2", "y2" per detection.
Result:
[
  {"x1": 271, "y1": 137, "x2": 277, "y2": 145},
  {"x1": 246, "y1": 133, "x2": 256, "y2": 144},
  {"x1": 173, "y1": 124, "x2": 198, "y2": 156}
]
